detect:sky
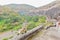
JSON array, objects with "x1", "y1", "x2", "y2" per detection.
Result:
[{"x1": 0, "y1": 0, "x2": 55, "y2": 7}]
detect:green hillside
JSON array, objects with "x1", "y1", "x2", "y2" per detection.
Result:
[
  {"x1": 0, "y1": 10, "x2": 45, "y2": 32},
  {"x1": 0, "y1": 7, "x2": 46, "y2": 32}
]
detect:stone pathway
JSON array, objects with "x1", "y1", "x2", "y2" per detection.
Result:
[{"x1": 28, "y1": 27, "x2": 60, "y2": 40}]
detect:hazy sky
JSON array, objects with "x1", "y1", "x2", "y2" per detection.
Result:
[{"x1": 0, "y1": 0, "x2": 55, "y2": 7}]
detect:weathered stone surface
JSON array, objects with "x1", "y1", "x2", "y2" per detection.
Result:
[{"x1": 29, "y1": 27, "x2": 60, "y2": 40}]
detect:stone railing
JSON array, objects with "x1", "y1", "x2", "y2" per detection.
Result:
[
  {"x1": 13, "y1": 24, "x2": 55, "y2": 40},
  {"x1": 17, "y1": 25, "x2": 44, "y2": 40}
]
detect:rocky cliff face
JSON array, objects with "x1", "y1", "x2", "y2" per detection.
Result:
[
  {"x1": 36, "y1": 1, "x2": 60, "y2": 19},
  {"x1": 26, "y1": 1, "x2": 60, "y2": 18}
]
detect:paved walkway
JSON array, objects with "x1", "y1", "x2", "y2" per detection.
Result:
[
  {"x1": 28, "y1": 27, "x2": 60, "y2": 40},
  {"x1": 0, "y1": 27, "x2": 60, "y2": 40}
]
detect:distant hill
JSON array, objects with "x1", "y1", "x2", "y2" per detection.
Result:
[
  {"x1": 0, "y1": 0, "x2": 60, "y2": 17},
  {"x1": 4, "y1": 4, "x2": 36, "y2": 9},
  {"x1": 38, "y1": 1, "x2": 60, "y2": 9},
  {"x1": 36, "y1": 1, "x2": 60, "y2": 18},
  {"x1": 3, "y1": 4, "x2": 37, "y2": 15},
  {"x1": 24, "y1": 1, "x2": 60, "y2": 17},
  {"x1": 44, "y1": 1, "x2": 60, "y2": 18}
]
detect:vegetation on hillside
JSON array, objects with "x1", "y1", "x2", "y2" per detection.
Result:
[
  {"x1": 0, "y1": 12, "x2": 46, "y2": 32},
  {"x1": 0, "y1": 7, "x2": 47, "y2": 32}
]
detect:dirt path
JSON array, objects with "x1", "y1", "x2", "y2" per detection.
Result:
[{"x1": 0, "y1": 31, "x2": 17, "y2": 40}]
